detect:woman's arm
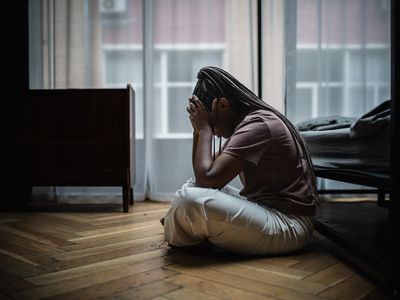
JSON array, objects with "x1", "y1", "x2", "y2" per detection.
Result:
[
  {"x1": 193, "y1": 127, "x2": 214, "y2": 184},
  {"x1": 188, "y1": 97, "x2": 214, "y2": 179},
  {"x1": 187, "y1": 97, "x2": 247, "y2": 189},
  {"x1": 192, "y1": 131, "x2": 199, "y2": 168}
]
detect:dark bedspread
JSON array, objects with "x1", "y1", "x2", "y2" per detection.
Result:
[{"x1": 297, "y1": 100, "x2": 391, "y2": 175}]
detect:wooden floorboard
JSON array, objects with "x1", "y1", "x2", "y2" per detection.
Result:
[{"x1": 0, "y1": 200, "x2": 391, "y2": 299}]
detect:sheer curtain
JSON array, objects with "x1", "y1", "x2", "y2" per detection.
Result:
[
  {"x1": 287, "y1": 0, "x2": 390, "y2": 123},
  {"x1": 29, "y1": 0, "x2": 260, "y2": 202},
  {"x1": 142, "y1": 0, "x2": 261, "y2": 200},
  {"x1": 285, "y1": 0, "x2": 391, "y2": 190}
]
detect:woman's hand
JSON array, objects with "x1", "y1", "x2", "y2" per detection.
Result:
[{"x1": 187, "y1": 95, "x2": 213, "y2": 134}]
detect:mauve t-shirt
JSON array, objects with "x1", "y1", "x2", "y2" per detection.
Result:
[{"x1": 223, "y1": 109, "x2": 317, "y2": 216}]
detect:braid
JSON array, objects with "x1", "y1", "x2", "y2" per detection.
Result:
[{"x1": 194, "y1": 66, "x2": 320, "y2": 205}]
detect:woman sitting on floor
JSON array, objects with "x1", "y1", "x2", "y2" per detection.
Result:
[{"x1": 161, "y1": 66, "x2": 319, "y2": 255}]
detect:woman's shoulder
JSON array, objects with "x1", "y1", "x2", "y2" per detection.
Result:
[
  {"x1": 240, "y1": 109, "x2": 279, "y2": 127},
  {"x1": 241, "y1": 109, "x2": 289, "y2": 137},
  {"x1": 246, "y1": 109, "x2": 278, "y2": 119},
  {"x1": 233, "y1": 110, "x2": 272, "y2": 136}
]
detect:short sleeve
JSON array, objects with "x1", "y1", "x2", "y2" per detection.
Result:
[{"x1": 223, "y1": 116, "x2": 271, "y2": 165}]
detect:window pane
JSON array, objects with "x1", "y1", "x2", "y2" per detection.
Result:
[
  {"x1": 294, "y1": 88, "x2": 313, "y2": 123},
  {"x1": 296, "y1": 50, "x2": 318, "y2": 82},
  {"x1": 364, "y1": 86, "x2": 376, "y2": 113},
  {"x1": 319, "y1": 87, "x2": 343, "y2": 116},
  {"x1": 153, "y1": 51, "x2": 162, "y2": 83},
  {"x1": 168, "y1": 51, "x2": 222, "y2": 82},
  {"x1": 366, "y1": 50, "x2": 390, "y2": 82},
  {"x1": 346, "y1": 86, "x2": 376, "y2": 116},
  {"x1": 378, "y1": 85, "x2": 390, "y2": 102},
  {"x1": 191, "y1": 51, "x2": 222, "y2": 77},
  {"x1": 105, "y1": 50, "x2": 142, "y2": 85},
  {"x1": 152, "y1": 87, "x2": 163, "y2": 134},
  {"x1": 167, "y1": 52, "x2": 194, "y2": 82},
  {"x1": 168, "y1": 87, "x2": 193, "y2": 133},
  {"x1": 297, "y1": 49, "x2": 343, "y2": 83},
  {"x1": 321, "y1": 50, "x2": 342, "y2": 82},
  {"x1": 349, "y1": 51, "x2": 363, "y2": 82}
]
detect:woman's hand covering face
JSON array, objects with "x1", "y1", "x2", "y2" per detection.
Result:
[{"x1": 187, "y1": 95, "x2": 213, "y2": 134}]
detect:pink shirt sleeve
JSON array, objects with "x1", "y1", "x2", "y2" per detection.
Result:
[{"x1": 223, "y1": 116, "x2": 272, "y2": 165}]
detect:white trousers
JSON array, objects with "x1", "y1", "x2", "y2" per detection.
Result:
[{"x1": 163, "y1": 178, "x2": 314, "y2": 255}]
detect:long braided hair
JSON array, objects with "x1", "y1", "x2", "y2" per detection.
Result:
[{"x1": 192, "y1": 66, "x2": 319, "y2": 203}]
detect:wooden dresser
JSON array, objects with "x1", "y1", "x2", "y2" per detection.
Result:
[{"x1": 1, "y1": 85, "x2": 135, "y2": 212}]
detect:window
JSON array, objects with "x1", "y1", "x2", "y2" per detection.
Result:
[
  {"x1": 29, "y1": 0, "x2": 257, "y2": 199},
  {"x1": 153, "y1": 48, "x2": 223, "y2": 136},
  {"x1": 289, "y1": 0, "x2": 390, "y2": 125},
  {"x1": 103, "y1": 47, "x2": 223, "y2": 137},
  {"x1": 293, "y1": 47, "x2": 390, "y2": 124}
]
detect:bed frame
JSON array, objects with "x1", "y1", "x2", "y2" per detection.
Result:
[
  {"x1": 315, "y1": 168, "x2": 390, "y2": 207},
  {"x1": 313, "y1": 165, "x2": 394, "y2": 291}
]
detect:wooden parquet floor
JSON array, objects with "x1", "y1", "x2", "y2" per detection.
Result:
[{"x1": 0, "y1": 201, "x2": 389, "y2": 300}]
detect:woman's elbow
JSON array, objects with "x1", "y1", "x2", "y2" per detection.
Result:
[{"x1": 195, "y1": 174, "x2": 224, "y2": 189}]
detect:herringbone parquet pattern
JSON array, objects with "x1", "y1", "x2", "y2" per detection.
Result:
[{"x1": 0, "y1": 201, "x2": 386, "y2": 299}]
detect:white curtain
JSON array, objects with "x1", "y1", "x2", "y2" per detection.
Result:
[
  {"x1": 286, "y1": 0, "x2": 391, "y2": 123},
  {"x1": 141, "y1": 0, "x2": 262, "y2": 200},
  {"x1": 285, "y1": 0, "x2": 391, "y2": 190},
  {"x1": 30, "y1": 0, "x2": 390, "y2": 200},
  {"x1": 29, "y1": 0, "x2": 262, "y2": 202}
]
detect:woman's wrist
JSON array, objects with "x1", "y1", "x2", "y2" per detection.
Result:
[{"x1": 197, "y1": 127, "x2": 213, "y2": 135}]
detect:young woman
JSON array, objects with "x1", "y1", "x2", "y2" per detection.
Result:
[{"x1": 161, "y1": 66, "x2": 319, "y2": 255}]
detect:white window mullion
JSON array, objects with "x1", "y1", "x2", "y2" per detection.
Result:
[
  {"x1": 160, "y1": 51, "x2": 168, "y2": 135},
  {"x1": 343, "y1": 50, "x2": 350, "y2": 116},
  {"x1": 311, "y1": 84, "x2": 318, "y2": 118},
  {"x1": 373, "y1": 83, "x2": 379, "y2": 107}
]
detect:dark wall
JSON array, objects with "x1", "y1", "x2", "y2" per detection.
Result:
[
  {"x1": 1, "y1": 1, "x2": 29, "y2": 92},
  {"x1": 0, "y1": 1, "x2": 30, "y2": 206},
  {"x1": 390, "y1": 0, "x2": 400, "y2": 294}
]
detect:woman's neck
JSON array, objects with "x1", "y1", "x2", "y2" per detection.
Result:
[{"x1": 231, "y1": 108, "x2": 251, "y2": 129}]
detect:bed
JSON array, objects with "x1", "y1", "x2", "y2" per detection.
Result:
[
  {"x1": 297, "y1": 101, "x2": 392, "y2": 284},
  {"x1": 298, "y1": 100, "x2": 391, "y2": 205}
]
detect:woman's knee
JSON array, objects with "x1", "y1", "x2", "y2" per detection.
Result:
[{"x1": 172, "y1": 187, "x2": 205, "y2": 216}]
